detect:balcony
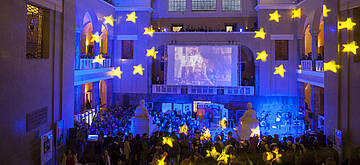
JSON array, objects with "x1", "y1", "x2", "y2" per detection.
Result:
[
  {"x1": 152, "y1": 85, "x2": 254, "y2": 96},
  {"x1": 79, "y1": 58, "x2": 112, "y2": 70},
  {"x1": 298, "y1": 60, "x2": 324, "y2": 87},
  {"x1": 300, "y1": 60, "x2": 324, "y2": 72}
]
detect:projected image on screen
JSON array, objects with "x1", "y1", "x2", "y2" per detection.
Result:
[{"x1": 167, "y1": 45, "x2": 237, "y2": 86}]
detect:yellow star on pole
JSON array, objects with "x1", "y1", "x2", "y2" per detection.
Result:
[
  {"x1": 323, "y1": 5, "x2": 331, "y2": 18},
  {"x1": 126, "y1": 11, "x2": 137, "y2": 23},
  {"x1": 200, "y1": 128, "x2": 211, "y2": 141},
  {"x1": 162, "y1": 137, "x2": 174, "y2": 147},
  {"x1": 256, "y1": 50, "x2": 269, "y2": 62},
  {"x1": 157, "y1": 152, "x2": 167, "y2": 165},
  {"x1": 133, "y1": 64, "x2": 144, "y2": 75},
  {"x1": 269, "y1": 10, "x2": 281, "y2": 22},
  {"x1": 254, "y1": 28, "x2": 266, "y2": 39},
  {"x1": 206, "y1": 147, "x2": 220, "y2": 159},
  {"x1": 144, "y1": 25, "x2": 155, "y2": 37},
  {"x1": 274, "y1": 64, "x2": 286, "y2": 78},
  {"x1": 103, "y1": 15, "x2": 114, "y2": 26},
  {"x1": 112, "y1": 67, "x2": 123, "y2": 79},
  {"x1": 291, "y1": 8, "x2": 301, "y2": 19},
  {"x1": 179, "y1": 124, "x2": 188, "y2": 135},
  {"x1": 219, "y1": 118, "x2": 227, "y2": 128},
  {"x1": 324, "y1": 61, "x2": 340, "y2": 73},
  {"x1": 342, "y1": 41, "x2": 359, "y2": 55},
  {"x1": 146, "y1": 47, "x2": 158, "y2": 59},
  {"x1": 250, "y1": 126, "x2": 260, "y2": 137},
  {"x1": 338, "y1": 18, "x2": 357, "y2": 31},
  {"x1": 217, "y1": 149, "x2": 229, "y2": 164},
  {"x1": 91, "y1": 32, "x2": 100, "y2": 43},
  {"x1": 92, "y1": 55, "x2": 104, "y2": 65}
]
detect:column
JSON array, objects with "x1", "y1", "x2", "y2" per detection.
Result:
[
  {"x1": 297, "y1": 34, "x2": 304, "y2": 62},
  {"x1": 311, "y1": 31, "x2": 319, "y2": 70},
  {"x1": 92, "y1": 81, "x2": 100, "y2": 111},
  {"x1": 311, "y1": 85, "x2": 320, "y2": 132},
  {"x1": 94, "y1": 39, "x2": 100, "y2": 68},
  {"x1": 75, "y1": 27, "x2": 82, "y2": 70},
  {"x1": 74, "y1": 85, "x2": 81, "y2": 115}
]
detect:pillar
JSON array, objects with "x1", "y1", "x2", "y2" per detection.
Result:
[
  {"x1": 75, "y1": 27, "x2": 82, "y2": 70},
  {"x1": 311, "y1": 31, "x2": 319, "y2": 70},
  {"x1": 297, "y1": 34, "x2": 304, "y2": 62},
  {"x1": 94, "y1": 39, "x2": 100, "y2": 68},
  {"x1": 311, "y1": 85, "x2": 320, "y2": 132},
  {"x1": 75, "y1": 85, "x2": 81, "y2": 115},
  {"x1": 92, "y1": 81, "x2": 100, "y2": 111}
]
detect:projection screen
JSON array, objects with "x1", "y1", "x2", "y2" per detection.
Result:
[{"x1": 167, "y1": 45, "x2": 238, "y2": 86}]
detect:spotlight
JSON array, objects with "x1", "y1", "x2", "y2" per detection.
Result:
[
  {"x1": 239, "y1": 28, "x2": 243, "y2": 32},
  {"x1": 163, "y1": 28, "x2": 167, "y2": 32}
]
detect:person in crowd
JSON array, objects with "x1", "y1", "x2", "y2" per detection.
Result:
[
  {"x1": 62, "y1": 149, "x2": 78, "y2": 165},
  {"x1": 214, "y1": 135, "x2": 224, "y2": 153},
  {"x1": 225, "y1": 132, "x2": 239, "y2": 150},
  {"x1": 140, "y1": 133, "x2": 149, "y2": 165},
  {"x1": 99, "y1": 150, "x2": 111, "y2": 165},
  {"x1": 191, "y1": 131, "x2": 202, "y2": 154}
]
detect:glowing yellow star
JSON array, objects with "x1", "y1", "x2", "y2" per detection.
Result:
[
  {"x1": 291, "y1": 8, "x2": 301, "y2": 19},
  {"x1": 324, "y1": 61, "x2": 340, "y2": 73},
  {"x1": 126, "y1": 11, "x2": 137, "y2": 23},
  {"x1": 179, "y1": 124, "x2": 188, "y2": 135},
  {"x1": 274, "y1": 65, "x2": 286, "y2": 78},
  {"x1": 157, "y1": 152, "x2": 167, "y2": 165},
  {"x1": 200, "y1": 128, "x2": 211, "y2": 141},
  {"x1": 103, "y1": 15, "x2": 114, "y2": 26},
  {"x1": 265, "y1": 152, "x2": 274, "y2": 161},
  {"x1": 162, "y1": 137, "x2": 174, "y2": 147},
  {"x1": 92, "y1": 55, "x2": 104, "y2": 65},
  {"x1": 254, "y1": 28, "x2": 266, "y2": 39},
  {"x1": 323, "y1": 5, "x2": 331, "y2": 18},
  {"x1": 338, "y1": 18, "x2": 357, "y2": 31},
  {"x1": 91, "y1": 32, "x2": 100, "y2": 43},
  {"x1": 133, "y1": 64, "x2": 144, "y2": 75},
  {"x1": 273, "y1": 148, "x2": 282, "y2": 163},
  {"x1": 112, "y1": 67, "x2": 123, "y2": 79},
  {"x1": 146, "y1": 47, "x2": 158, "y2": 59},
  {"x1": 217, "y1": 149, "x2": 229, "y2": 164},
  {"x1": 256, "y1": 50, "x2": 269, "y2": 62},
  {"x1": 219, "y1": 118, "x2": 227, "y2": 128},
  {"x1": 144, "y1": 25, "x2": 155, "y2": 37},
  {"x1": 250, "y1": 126, "x2": 260, "y2": 137},
  {"x1": 342, "y1": 41, "x2": 359, "y2": 55},
  {"x1": 206, "y1": 147, "x2": 220, "y2": 159},
  {"x1": 269, "y1": 10, "x2": 281, "y2": 22}
]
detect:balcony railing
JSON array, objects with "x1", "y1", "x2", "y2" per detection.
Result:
[
  {"x1": 315, "y1": 60, "x2": 324, "y2": 72},
  {"x1": 300, "y1": 60, "x2": 324, "y2": 72},
  {"x1": 152, "y1": 85, "x2": 254, "y2": 96},
  {"x1": 79, "y1": 59, "x2": 112, "y2": 70}
]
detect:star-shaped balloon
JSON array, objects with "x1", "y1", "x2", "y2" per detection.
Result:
[
  {"x1": 92, "y1": 55, "x2": 104, "y2": 65},
  {"x1": 269, "y1": 10, "x2": 281, "y2": 22},
  {"x1": 112, "y1": 67, "x2": 123, "y2": 79},
  {"x1": 254, "y1": 28, "x2": 266, "y2": 39},
  {"x1": 144, "y1": 25, "x2": 155, "y2": 37},
  {"x1": 250, "y1": 126, "x2": 260, "y2": 137},
  {"x1": 162, "y1": 137, "x2": 174, "y2": 147},
  {"x1": 217, "y1": 149, "x2": 229, "y2": 164},
  {"x1": 219, "y1": 118, "x2": 227, "y2": 128},
  {"x1": 323, "y1": 5, "x2": 331, "y2": 18},
  {"x1": 324, "y1": 61, "x2": 340, "y2": 73},
  {"x1": 133, "y1": 64, "x2": 144, "y2": 75},
  {"x1": 338, "y1": 18, "x2": 357, "y2": 31},
  {"x1": 91, "y1": 32, "x2": 100, "y2": 43},
  {"x1": 206, "y1": 147, "x2": 220, "y2": 159},
  {"x1": 274, "y1": 65, "x2": 286, "y2": 78},
  {"x1": 342, "y1": 41, "x2": 359, "y2": 55},
  {"x1": 103, "y1": 15, "x2": 114, "y2": 26},
  {"x1": 146, "y1": 47, "x2": 158, "y2": 59},
  {"x1": 126, "y1": 11, "x2": 137, "y2": 23},
  {"x1": 256, "y1": 50, "x2": 269, "y2": 62},
  {"x1": 291, "y1": 8, "x2": 301, "y2": 19},
  {"x1": 179, "y1": 124, "x2": 188, "y2": 135}
]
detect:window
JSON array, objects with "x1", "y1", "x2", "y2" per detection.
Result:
[
  {"x1": 222, "y1": 0, "x2": 241, "y2": 11},
  {"x1": 26, "y1": 4, "x2": 50, "y2": 59},
  {"x1": 172, "y1": 25, "x2": 183, "y2": 32},
  {"x1": 168, "y1": 0, "x2": 186, "y2": 12},
  {"x1": 275, "y1": 40, "x2": 288, "y2": 60},
  {"x1": 192, "y1": 0, "x2": 216, "y2": 11},
  {"x1": 122, "y1": 40, "x2": 134, "y2": 59}
]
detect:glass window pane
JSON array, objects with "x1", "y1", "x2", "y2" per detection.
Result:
[
  {"x1": 168, "y1": 0, "x2": 186, "y2": 12},
  {"x1": 192, "y1": 0, "x2": 216, "y2": 11},
  {"x1": 222, "y1": 0, "x2": 241, "y2": 11}
]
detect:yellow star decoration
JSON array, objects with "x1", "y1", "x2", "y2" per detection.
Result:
[
  {"x1": 324, "y1": 61, "x2": 340, "y2": 73},
  {"x1": 112, "y1": 67, "x2": 123, "y2": 79},
  {"x1": 103, "y1": 15, "x2": 114, "y2": 26},
  {"x1": 273, "y1": 148, "x2": 282, "y2": 163},
  {"x1": 250, "y1": 126, "x2": 260, "y2": 137},
  {"x1": 254, "y1": 28, "x2": 266, "y2": 39},
  {"x1": 269, "y1": 10, "x2": 281, "y2": 23},
  {"x1": 133, "y1": 64, "x2": 144, "y2": 75},
  {"x1": 219, "y1": 118, "x2": 227, "y2": 128},
  {"x1": 206, "y1": 147, "x2": 220, "y2": 159},
  {"x1": 291, "y1": 8, "x2": 301, "y2": 19},
  {"x1": 144, "y1": 25, "x2": 155, "y2": 37},
  {"x1": 265, "y1": 152, "x2": 274, "y2": 161},
  {"x1": 338, "y1": 18, "x2": 357, "y2": 31},
  {"x1": 146, "y1": 47, "x2": 158, "y2": 59},
  {"x1": 92, "y1": 55, "x2": 104, "y2": 65},
  {"x1": 126, "y1": 11, "x2": 137, "y2": 23},
  {"x1": 179, "y1": 124, "x2": 188, "y2": 135},
  {"x1": 200, "y1": 128, "x2": 211, "y2": 141},
  {"x1": 342, "y1": 41, "x2": 359, "y2": 55},
  {"x1": 157, "y1": 152, "x2": 167, "y2": 165},
  {"x1": 256, "y1": 50, "x2": 269, "y2": 62},
  {"x1": 274, "y1": 65, "x2": 286, "y2": 78},
  {"x1": 217, "y1": 149, "x2": 229, "y2": 164},
  {"x1": 162, "y1": 137, "x2": 174, "y2": 148},
  {"x1": 91, "y1": 32, "x2": 100, "y2": 43},
  {"x1": 323, "y1": 5, "x2": 331, "y2": 18}
]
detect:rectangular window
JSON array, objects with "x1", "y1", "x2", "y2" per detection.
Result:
[
  {"x1": 168, "y1": 0, "x2": 186, "y2": 12},
  {"x1": 26, "y1": 4, "x2": 50, "y2": 59},
  {"x1": 222, "y1": 0, "x2": 241, "y2": 11},
  {"x1": 275, "y1": 40, "x2": 289, "y2": 60},
  {"x1": 192, "y1": 0, "x2": 216, "y2": 11},
  {"x1": 122, "y1": 40, "x2": 134, "y2": 59}
]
